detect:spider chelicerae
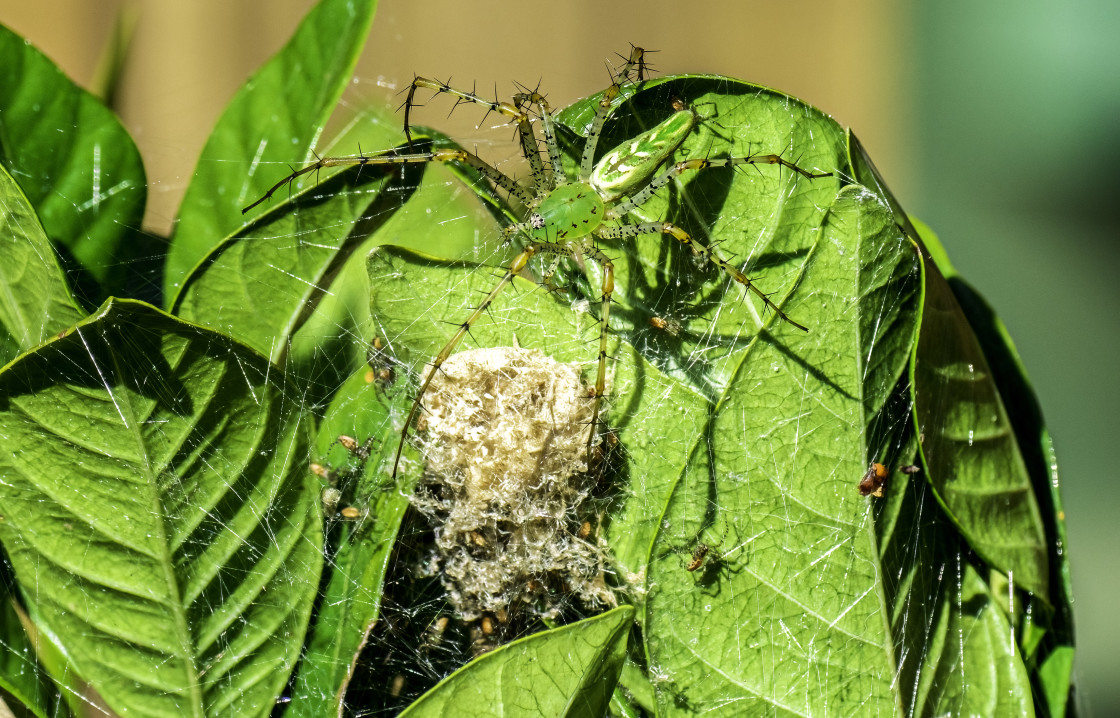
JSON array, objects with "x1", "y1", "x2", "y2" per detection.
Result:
[{"x1": 243, "y1": 47, "x2": 833, "y2": 476}]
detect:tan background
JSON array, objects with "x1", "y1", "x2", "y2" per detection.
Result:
[{"x1": 0, "y1": 0, "x2": 910, "y2": 236}]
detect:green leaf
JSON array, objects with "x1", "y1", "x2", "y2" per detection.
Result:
[
  {"x1": 855, "y1": 133, "x2": 1066, "y2": 713},
  {"x1": 1037, "y1": 645, "x2": 1075, "y2": 718},
  {"x1": 645, "y1": 184, "x2": 923, "y2": 713},
  {"x1": 172, "y1": 125, "x2": 497, "y2": 409},
  {"x1": 0, "y1": 163, "x2": 84, "y2": 364},
  {"x1": 286, "y1": 367, "x2": 413, "y2": 715},
  {"x1": 0, "y1": 23, "x2": 147, "y2": 296},
  {"x1": 0, "y1": 574, "x2": 57, "y2": 718},
  {"x1": 910, "y1": 250, "x2": 1049, "y2": 598},
  {"x1": 167, "y1": 0, "x2": 378, "y2": 304},
  {"x1": 853, "y1": 135, "x2": 1051, "y2": 599},
  {"x1": 879, "y1": 439, "x2": 1035, "y2": 716},
  {"x1": 173, "y1": 159, "x2": 420, "y2": 365},
  {"x1": 369, "y1": 76, "x2": 919, "y2": 713},
  {"x1": 399, "y1": 606, "x2": 634, "y2": 717},
  {"x1": 910, "y1": 216, "x2": 1074, "y2": 715},
  {"x1": 287, "y1": 152, "x2": 501, "y2": 409},
  {"x1": 0, "y1": 299, "x2": 321, "y2": 717},
  {"x1": 3, "y1": 567, "x2": 89, "y2": 718}
]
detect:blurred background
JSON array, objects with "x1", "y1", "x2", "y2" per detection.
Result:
[{"x1": 1, "y1": 0, "x2": 1116, "y2": 713}]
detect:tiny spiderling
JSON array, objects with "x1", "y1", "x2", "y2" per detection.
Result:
[{"x1": 668, "y1": 520, "x2": 732, "y2": 575}]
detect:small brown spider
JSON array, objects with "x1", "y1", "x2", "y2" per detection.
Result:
[
  {"x1": 858, "y1": 462, "x2": 888, "y2": 497},
  {"x1": 335, "y1": 434, "x2": 375, "y2": 461},
  {"x1": 668, "y1": 521, "x2": 731, "y2": 574},
  {"x1": 649, "y1": 315, "x2": 682, "y2": 336},
  {"x1": 686, "y1": 542, "x2": 713, "y2": 572}
]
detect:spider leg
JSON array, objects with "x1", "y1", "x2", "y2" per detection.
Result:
[
  {"x1": 580, "y1": 46, "x2": 647, "y2": 182},
  {"x1": 605, "y1": 154, "x2": 832, "y2": 220},
  {"x1": 241, "y1": 161, "x2": 324, "y2": 213},
  {"x1": 404, "y1": 77, "x2": 545, "y2": 194},
  {"x1": 578, "y1": 245, "x2": 615, "y2": 458},
  {"x1": 537, "y1": 253, "x2": 568, "y2": 295},
  {"x1": 404, "y1": 77, "x2": 522, "y2": 143},
  {"x1": 598, "y1": 221, "x2": 808, "y2": 332},
  {"x1": 620, "y1": 44, "x2": 652, "y2": 81},
  {"x1": 513, "y1": 91, "x2": 564, "y2": 192},
  {"x1": 242, "y1": 147, "x2": 534, "y2": 214}
]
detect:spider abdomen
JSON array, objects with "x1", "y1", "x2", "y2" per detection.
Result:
[{"x1": 590, "y1": 108, "x2": 696, "y2": 202}]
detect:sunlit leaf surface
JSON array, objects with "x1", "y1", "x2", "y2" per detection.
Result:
[
  {"x1": 167, "y1": 0, "x2": 378, "y2": 302},
  {"x1": 0, "y1": 164, "x2": 84, "y2": 364},
  {"x1": 0, "y1": 299, "x2": 321, "y2": 716},
  {"x1": 174, "y1": 158, "x2": 419, "y2": 364}
]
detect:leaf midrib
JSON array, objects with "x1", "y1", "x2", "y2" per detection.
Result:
[{"x1": 106, "y1": 312, "x2": 206, "y2": 716}]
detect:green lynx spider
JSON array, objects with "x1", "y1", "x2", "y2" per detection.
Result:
[{"x1": 243, "y1": 47, "x2": 832, "y2": 477}]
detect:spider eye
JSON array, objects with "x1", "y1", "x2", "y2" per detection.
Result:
[{"x1": 529, "y1": 213, "x2": 546, "y2": 230}]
